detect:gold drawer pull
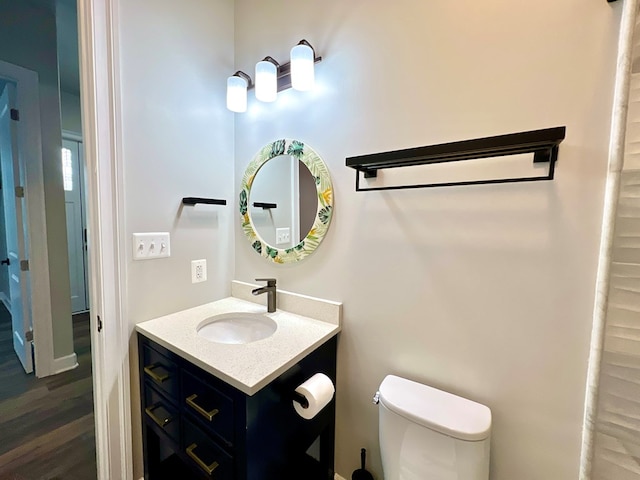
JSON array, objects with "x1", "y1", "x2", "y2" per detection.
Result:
[
  {"x1": 186, "y1": 443, "x2": 219, "y2": 476},
  {"x1": 143, "y1": 363, "x2": 169, "y2": 383},
  {"x1": 186, "y1": 394, "x2": 219, "y2": 421},
  {"x1": 144, "y1": 404, "x2": 172, "y2": 428}
]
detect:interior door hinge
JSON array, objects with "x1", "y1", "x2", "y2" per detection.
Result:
[
  {"x1": 97, "y1": 315, "x2": 102, "y2": 332},
  {"x1": 10, "y1": 108, "x2": 19, "y2": 121},
  {"x1": 20, "y1": 260, "x2": 29, "y2": 271},
  {"x1": 15, "y1": 186, "x2": 24, "y2": 198},
  {"x1": 25, "y1": 330, "x2": 33, "y2": 342}
]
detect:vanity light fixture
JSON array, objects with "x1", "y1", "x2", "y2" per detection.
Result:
[
  {"x1": 226, "y1": 71, "x2": 252, "y2": 113},
  {"x1": 255, "y1": 56, "x2": 279, "y2": 103},
  {"x1": 227, "y1": 40, "x2": 322, "y2": 112},
  {"x1": 290, "y1": 40, "x2": 316, "y2": 91}
]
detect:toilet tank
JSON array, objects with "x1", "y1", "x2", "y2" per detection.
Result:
[{"x1": 378, "y1": 375, "x2": 491, "y2": 480}]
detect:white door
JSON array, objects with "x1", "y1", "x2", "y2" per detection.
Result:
[
  {"x1": 0, "y1": 82, "x2": 32, "y2": 374},
  {"x1": 63, "y1": 138, "x2": 88, "y2": 313}
]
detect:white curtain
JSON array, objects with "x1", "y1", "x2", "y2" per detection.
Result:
[{"x1": 581, "y1": 2, "x2": 640, "y2": 479}]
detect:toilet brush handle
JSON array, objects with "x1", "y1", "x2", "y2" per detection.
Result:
[{"x1": 361, "y1": 448, "x2": 366, "y2": 469}]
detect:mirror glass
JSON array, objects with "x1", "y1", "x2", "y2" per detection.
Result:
[{"x1": 240, "y1": 139, "x2": 333, "y2": 263}]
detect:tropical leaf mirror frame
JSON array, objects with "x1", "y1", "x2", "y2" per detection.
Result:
[{"x1": 239, "y1": 139, "x2": 333, "y2": 264}]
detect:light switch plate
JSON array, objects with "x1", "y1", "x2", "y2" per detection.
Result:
[
  {"x1": 132, "y1": 232, "x2": 170, "y2": 260},
  {"x1": 276, "y1": 227, "x2": 291, "y2": 245}
]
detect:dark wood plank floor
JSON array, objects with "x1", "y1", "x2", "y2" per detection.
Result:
[{"x1": 0, "y1": 305, "x2": 97, "y2": 480}]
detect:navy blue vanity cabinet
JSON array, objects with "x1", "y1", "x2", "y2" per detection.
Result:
[{"x1": 138, "y1": 333, "x2": 337, "y2": 480}]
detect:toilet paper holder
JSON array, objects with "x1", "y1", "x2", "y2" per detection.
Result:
[{"x1": 291, "y1": 391, "x2": 309, "y2": 409}]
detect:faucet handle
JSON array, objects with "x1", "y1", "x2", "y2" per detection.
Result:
[{"x1": 255, "y1": 278, "x2": 276, "y2": 287}]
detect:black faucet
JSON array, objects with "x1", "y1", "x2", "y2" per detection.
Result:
[{"x1": 252, "y1": 278, "x2": 277, "y2": 313}]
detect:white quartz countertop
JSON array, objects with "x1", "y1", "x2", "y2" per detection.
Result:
[{"x1": 135, "y1": 292, "x2": 341, "y2": 395}]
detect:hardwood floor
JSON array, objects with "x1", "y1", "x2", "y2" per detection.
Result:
[{"x1": 0, "y1": 305, "x2": 97, "y2": 480}]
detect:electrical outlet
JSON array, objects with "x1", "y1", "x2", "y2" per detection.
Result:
[
  {"x1": 191, "y1": 259, "x2": 207, "y2": 283},
  {"x1": 276, "y1": 227, "x2": 291, "y2": 245},
  {"x1": 132, "y1": 232, "x2": 170, "y2": 260}
]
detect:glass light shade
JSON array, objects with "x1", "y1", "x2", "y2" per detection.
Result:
[
  {"x1": 290, "y1": 43, "x2": 315, "y2": 91},
  {"x1": 226, "y1": 75, "x2": 248, "y2": 113},
  {"x1": 255, "y1": 60, "x2": 277, "y2": 102}
]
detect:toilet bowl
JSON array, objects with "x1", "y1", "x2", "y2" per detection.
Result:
[{"x1": 376, "y1": 375, "x2": 491, "y2": 480}]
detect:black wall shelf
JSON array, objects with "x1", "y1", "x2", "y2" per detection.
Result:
[
  {"x1": 345, "y1": 126, "x2": 566, "y2": 192},
  {"x1": 181, "y1": 197, "x2": 227, "y2": 206}
]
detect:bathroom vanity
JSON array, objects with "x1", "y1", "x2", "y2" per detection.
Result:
[{"x1": 135, "y1": 282, "x2": 341, "y2": 480}]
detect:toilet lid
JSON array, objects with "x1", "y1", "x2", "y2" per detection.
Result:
[{"x1": 378, "y1": 375, "x2": 491, "y2": 442}]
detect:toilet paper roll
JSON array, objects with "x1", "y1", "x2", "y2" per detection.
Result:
[{"x1": 293, "y1": 373, "x2": 335, "y2": 420}]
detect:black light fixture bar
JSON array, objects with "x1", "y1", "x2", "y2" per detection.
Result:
[
  {"x1": 346, "y1": 126, "x2": 566, "y2": 191},
  {"x1": 182, "y1": 197, "x2": 227, "y2": 206},
  {"x1": 247, "y1": 40, "x2": 322, "y2": 93},
  {"x1": 246, "y1": 57, "x2": 322, "y2": 92},
  {"x1": 275, "y1": 54, "x2": 322, "y2": 92}
]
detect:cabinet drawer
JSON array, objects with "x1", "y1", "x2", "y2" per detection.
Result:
[
  {"x1": 182, "y1": 370, "x2": 234, "y2": 447},
  {"x1": 143, "y1": 385, "x2": 179, "y2": 443},
  {"x1": 142, "y1": 344, "x2": 178, "y2": 400},
  {"x1": 183, "y1": 418, "x2": 233, "y2": 480}
]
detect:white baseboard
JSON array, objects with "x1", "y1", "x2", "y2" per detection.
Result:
[
  {"x1": 141, "y1": 470, "x2": 344, "y2": 479},
  {"x1": 52, "y1": 352, "x2": 78, "y2": 374},
  {"x1": 140, "y1": 469, "x2": 345, "y2": 478}
]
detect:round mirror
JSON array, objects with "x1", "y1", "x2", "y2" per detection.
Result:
[{"x1": 239, "y1": 139, "x2": 333, "y2": 263}]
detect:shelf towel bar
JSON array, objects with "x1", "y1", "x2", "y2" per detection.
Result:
[{"x1": 345, "y1": 126, "x2": 566, "y2": 192}]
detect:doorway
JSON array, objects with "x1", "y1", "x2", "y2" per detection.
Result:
[
  {"x1": 0, "y1": 58, "x2": 57, "y2": 378},
  {"x1": 0, "y1": 0, "x2": 98, "y2": 477},
  {"x1": 0, "y1": 81, "x2": 32, "y2": 374},
  {"x1": 0, "y1": 69, "x2": 97, "y2": 479},
  {"x1": 63, "y1": 136, "x2": 89, "y2": 314}
]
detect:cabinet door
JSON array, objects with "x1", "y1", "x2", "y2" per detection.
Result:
[
  {"x1": 143, "y1": 384, "x2": 180, "y2": 443},
  {"x1": 183, "y1": 418, "x2": 234, "y2": 480},
  {"x1": 182, "y1": 369, "x2": 235, "y2": 447}
]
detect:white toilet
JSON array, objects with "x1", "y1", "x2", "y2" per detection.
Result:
[{"x1": 376, "y1": 375, "x2": 491, "y2": 480}]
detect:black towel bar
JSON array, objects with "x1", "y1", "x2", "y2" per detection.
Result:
[
  {"x1": 253, "y1": 202, "x2": 277, "y2": 209},
  {"x1": 182, "y1": 197, "x2": 227, "y2": 206}
]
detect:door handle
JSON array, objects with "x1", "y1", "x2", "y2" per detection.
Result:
[{"x1": 1, "y1": 258, "x2": 9, "y2": 266}]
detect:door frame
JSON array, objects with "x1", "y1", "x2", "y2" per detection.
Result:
[
  {"x1": 78, "y1": 0, "x2": 133, "y2": 478},
  {"x1": 0, "y1": 60, "x2": 55, "y2": 378}
]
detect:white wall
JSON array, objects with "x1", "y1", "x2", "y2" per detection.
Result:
[
  {"x1": 0, "y1": 0, "x2": 74, "y2": 359},
  {"x1": 60, "y1": 91, "x2": 82, "y2": 135},
  {"x1": 233, "y1": 1, "x2": 622, "y2": 479},
  {"x1": 116, "y1": 0, "x2": 235, "y2": 476}
]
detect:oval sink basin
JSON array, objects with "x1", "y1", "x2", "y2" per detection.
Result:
[{"x1": 197, "y1": 312, "x2": 277, "y2": 345}]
